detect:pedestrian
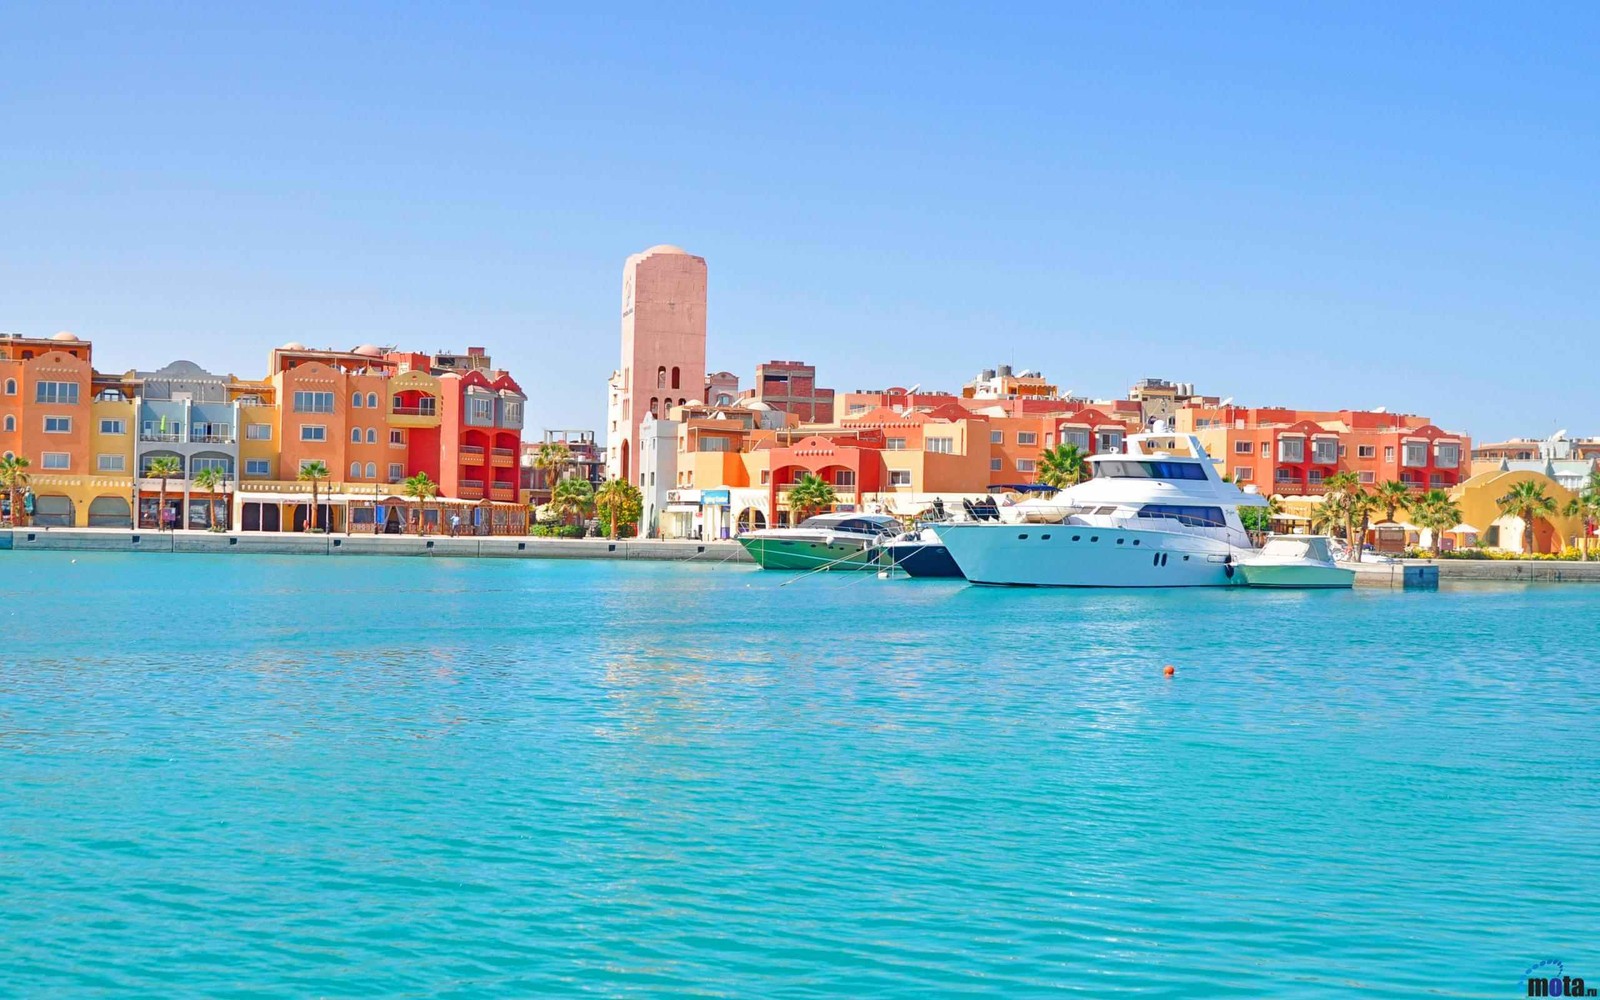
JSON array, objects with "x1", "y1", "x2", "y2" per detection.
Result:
[
  {"x1": 160, "y1": 506, "x2": 175, "y2": 532},
  {"x1": 450, "y1": 512, "x2": 461, "y2": 536}
]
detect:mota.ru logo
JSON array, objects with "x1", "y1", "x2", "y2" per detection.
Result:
[{"x1": 1524, "y1": 960, "x2": 1596, "y2": 997}]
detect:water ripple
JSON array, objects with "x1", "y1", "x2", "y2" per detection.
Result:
[{"x1": 1, "y1": 553, "x2": 1596, "y2": 996}]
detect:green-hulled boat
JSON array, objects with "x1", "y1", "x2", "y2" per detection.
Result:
[{"x1": 737, "y1": 513, "x2": 902, "y2": 571}]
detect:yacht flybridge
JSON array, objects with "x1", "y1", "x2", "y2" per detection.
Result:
[{"x1": 936, "y1": 433, "x2": 1271, "y2": 587}]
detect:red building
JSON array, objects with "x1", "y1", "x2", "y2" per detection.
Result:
[{"x1": 1180, "y1": 405, "x2": 1471, "y2": 494}]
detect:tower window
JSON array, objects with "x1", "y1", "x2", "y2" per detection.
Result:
[
  {"x1": 657, "y1": 367, "x2": 667, "y2": 389},
  {"x1": 671, "y1": 366, "x2": 681, "y2": 390}
]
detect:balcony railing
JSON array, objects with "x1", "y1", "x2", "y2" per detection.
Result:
[
  {"x1": 392, "y1": 405, "x2": 437, "y2": 416},
  {"x1": 491, "y1": 448, "x2": 516, "y2": 468},
  {"x1": 191, "y1": 432, "x2": 235, "y2": 445},
  {"x1": 459, "y1": 480, "x2": 485, "y2": 499},
  {"x1": 489, "y1": 484, "x2": 517, "y2": 501},
  {"x1": 460, "y1": 445, "x2": 485, "y2": 465},
  {"x1": 140, "y1": 431, "x2": 183, "y2": 443}
]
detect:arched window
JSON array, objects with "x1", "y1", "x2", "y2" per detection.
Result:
[
  {"x1": 656, "y1": 366, "x2": 667, "y2": 389},
  {"x1": 366, "y1": 428, "x2": 376, "y2": 444},
  {"x1": 3, "y1": 379, "x2": 14, "y2": 395},
  {"x1": 367, "y1": 392, "x2": 378, "y2": 408},
  {"x1": 671, "y1": 367, "x2": 681, "y2": 390},
  {"x1": 352, "y1": 391, "x2": 363, "y2": 408},
  {"x1": 649, "y1": 397, "x2": 659, "y2": 418},
  {"x1": 350, "y1": 461, "x2": 361, "y2": 479},
  {"x1": 365, "y1": 462, "x2": 377, "y2": 478},
  {"x1": 351, "y1": 428, "x2": 362, "y2": 443},
  {"x1": 678, "y1": 398, "x2": 686, "y2": 407},
  {"x1": 2, "y1": 416, "x2": 12, "y2": 432}
]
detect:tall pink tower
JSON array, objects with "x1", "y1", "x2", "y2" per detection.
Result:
[{"x1": 605, "y1": 244, "x2": 708, "y2": 486}]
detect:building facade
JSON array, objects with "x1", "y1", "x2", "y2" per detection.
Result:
[
  {"x1": 1, "y1": 333, "x2": 529, "y2": 531},
  {"x1": 605, "y1": 244, "x2": 708, "y2": 488},
  {"x1": 1180, "y1": 405, "x2": 1471, "y2": 495},
  {"x1": 743, "y1": 360, "x2": 835, "y2": 423}
]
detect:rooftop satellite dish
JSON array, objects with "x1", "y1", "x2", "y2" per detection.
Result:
[
  {"x1": 1219, "y1": 396, "x2": 1234, "y2": 407},
  {"x1": 1372, "y1": 406, "x2": 1388, "y2": 413},
  {"x1": 906, "y1": 383, "x2": 921, "y2": 395}
]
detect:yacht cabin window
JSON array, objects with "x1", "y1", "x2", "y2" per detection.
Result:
[
  {"x1": 1136, "y1": 504, "x2": 1227, "y2": 527},
  {"x1": 1095, "y1": 460, "x2": 1207, "y2": 481}
]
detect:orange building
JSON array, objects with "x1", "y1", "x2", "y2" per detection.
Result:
[
  {"x1": 1, "y1": 333, "x2": 131, "y2": 526},
  {"x1": 1, "y1": 333, "x2": 529, "y2": 531},
  {"x1": 1179, "y1": 405, "x2": 1471, "y2": 494}
]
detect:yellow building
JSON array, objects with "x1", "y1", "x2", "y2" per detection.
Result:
[{"x1": 1450, "y1": 469, "x2": 1579, "y2": 555}]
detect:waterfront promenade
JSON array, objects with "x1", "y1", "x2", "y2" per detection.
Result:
[
  {"x1": 8, "y1": 527, "x2": 1600, "y2": 584},
  {"x1": 0, "y1": 527, "x2": 753, "y2": 564}
]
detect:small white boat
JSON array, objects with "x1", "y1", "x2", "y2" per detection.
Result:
[{"x1": 1237, "y1": 535, "x2": 1354, "y2": 589}]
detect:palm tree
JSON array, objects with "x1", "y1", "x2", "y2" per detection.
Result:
[
  {"x1": 1351, "y1": 490, "x2": 1383, "y2": 558},
  {"x1": 145, "y1": 455, "x2": 182, "y2": 530},
  {"x1": 533, "y1": 441, "x2": 573, "y2": 500},
  {"x1": 1408, "y1": 489, "x2": 1462, "y2": 557},
  {"x1": 1497, "y1": 479, "x2": 1558, "y2": 556},
  {"x1": 551, "y1": 476, "x2": 595, "y2": 530},
  {"x1": 787, "y1": 472, "x2": 837, "y2": 523},
  {"x1": 1310, "y1": 496, "x2": 1346, "y2": 537},
  {"x1": 1374, "y1": 479, "x2": 1414, "y2": 522},
  {"x1": 297, "y1": 460, "x2": 330, "y2": 532},
  {"x1": 595, "y1": 477, "x2": 643, "y2": 539},
  {"x1": 401, "y1": 471, "x2": 439, "y2": 535},
  {"x1": 0, "y1": 454, "x2": 30, "y2": 527},
  {"x1": 192, "y1": 466, "x2": 229, "y2": 530},
  {"x1": 1563, "y1": 470, "x2": 1600, "y2": 560},
  {"x1": 1321, "y1": 471, "x2": 1362, "y2": 559},
  {"x1": 1037, "y1": 443, "x2": 1089, "y2": 489}
]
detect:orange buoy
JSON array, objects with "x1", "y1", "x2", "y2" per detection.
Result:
[{"x1": 1163, "y1": 665, "x2": 1176, "y2": 677}]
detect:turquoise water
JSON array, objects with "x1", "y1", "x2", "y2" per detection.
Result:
[{"x1": 2, "y1": 553, "x2": 1597, "y2": 997}]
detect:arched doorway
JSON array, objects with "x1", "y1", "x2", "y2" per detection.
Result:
[
  {"x1": 737, "y1": 507, "x2": 767, "y2": 532},
  {"x1": 88, "y1": 495, "x2": 132, "y2": 528},
  {"x1": 32, "y1": 495, "x2": 74, "y2": 527}
]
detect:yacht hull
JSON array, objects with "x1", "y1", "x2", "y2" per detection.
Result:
[
  {"x1": 1236, "y1": 563, "x2": 1354, "y2": 589},
  {"x1": 937, "y1": 523, "x2": 1242, "y2": 588},
  {"x1": 737, "y1": 536, "x2": 881, "y2": 571},
  {"x1": 882, "y1": 540, "x2": 964, "y2": 578}
]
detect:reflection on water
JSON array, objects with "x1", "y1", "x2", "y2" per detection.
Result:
[{"x1": 1, "y1": 553, "x2": 1597, "y2": 996}]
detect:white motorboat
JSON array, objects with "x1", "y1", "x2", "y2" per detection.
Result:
[
  {"x1": 1236, "y1": 535, "x2": 1355, "y2": 589},
  {"x1": 936, "y1": 433, "x2": 1268, "y2": 587}
]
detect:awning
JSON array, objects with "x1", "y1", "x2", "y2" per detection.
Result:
[{"x1": 1447, "y1": 523, "x2": 1480, "y2": 535}]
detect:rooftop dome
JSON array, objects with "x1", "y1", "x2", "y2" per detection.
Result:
[
  {"x1": 352, "y1": 344, "x2": 383, "y2": 357},
  {"x1": 642, "y1": 244, "x2": 688, "y2": 255},
  {"x1": 281, "y1": 341, "x2": 306, "y2": 350},
  {"x1": 50, "y1": 331, "x2": 80, "y2": 342},
  {"x1": 745, "y1": 400, "x2": 773, "y2": 411}
]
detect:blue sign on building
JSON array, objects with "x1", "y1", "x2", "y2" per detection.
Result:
[{"x1": 701, "y1": 489, "x2": 731, "y2": 506}]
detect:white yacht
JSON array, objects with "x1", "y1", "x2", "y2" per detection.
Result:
[{"x1": 937, "y1": 433, "x2": 1268, "y2": 587}]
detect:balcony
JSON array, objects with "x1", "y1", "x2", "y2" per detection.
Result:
[
  {"x1": 489, "y1": 483, "x2": 517, "y2": 502},
  {"x1": 460, "y1": 445, "x2": 486, "y2": 466},
  {"x1": 389, "y1": 403, "x2": 441, "y2": 429},
  {"x1": 191, "y1": 432, "x2": 236, "y2": 445},
  {"x1": 140, "y1": 431, "x2": 184, "y2": 443},
  {"x1": 491, "y1": 447, "x2": 516, "y2": 468},
  {"x1": 459, "y1": 480, "x2": 485, "y2": 500}
]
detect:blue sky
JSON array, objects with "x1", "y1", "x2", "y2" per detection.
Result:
[{"x1": 2, "y1": 3, "x2": 1594, "y2": 442}]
